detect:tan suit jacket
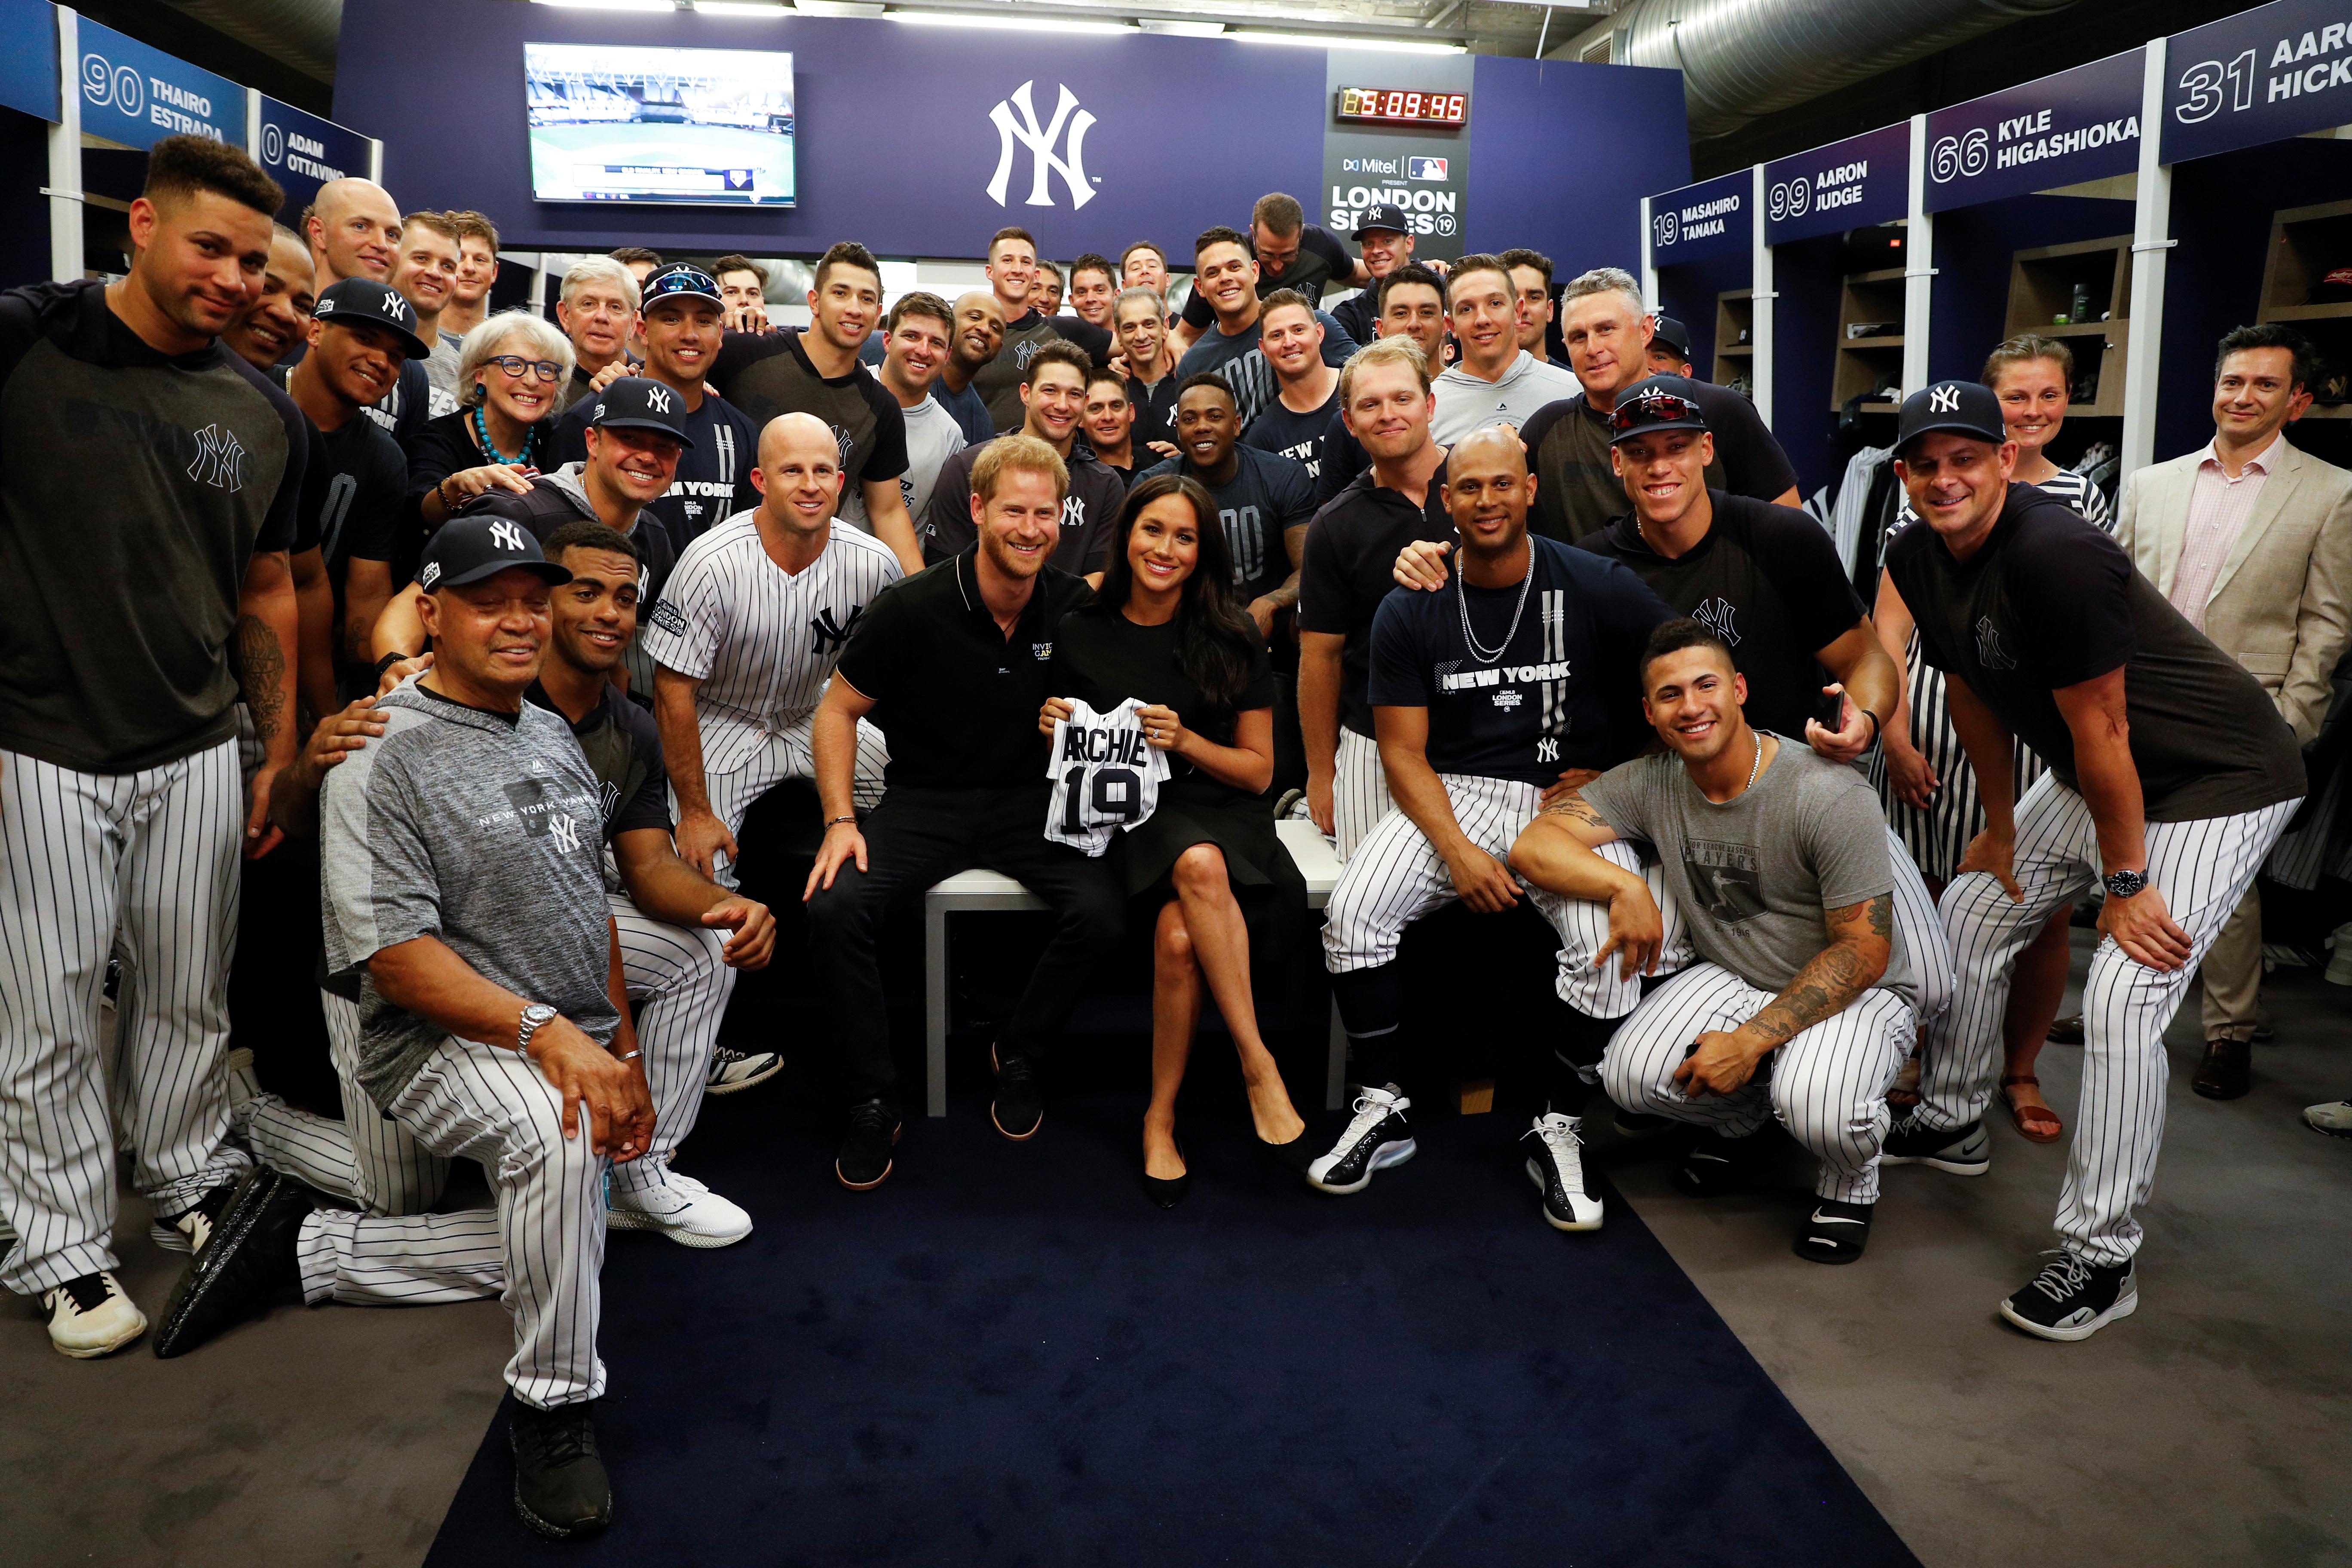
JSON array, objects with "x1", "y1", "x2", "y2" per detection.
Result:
[{"x1": 2116, "y1": 438, "x2": 2352, "y2": 744}]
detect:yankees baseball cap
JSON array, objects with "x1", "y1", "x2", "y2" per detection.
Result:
[
  {"x1": 639, "y1": 262, "x2": 724, "y2": 312},
  {"x1": 1356, "y1": 203, "x2": 1410, "y2": 239},
  {"x1": 586, "y1": 377, "x2": 696, "y2": 447},
  {"x1": 1896, "y1": 380, "x2": 2006, "y2": 454},
  {"x1": 416, "y1": 514, "x2": 571, "y2": 592},
  {"x1": 1650, "y1": 315, "x2": 1693, "y2": 361},
  {"x1": 311, "y1": 278, "x2": 430, "y2": 359},
  {"x1": 1608, "y1": 374, "x2": 1712, "y2": 444}
]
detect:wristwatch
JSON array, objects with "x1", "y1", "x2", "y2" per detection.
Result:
[
  {"x1": 517, "y1": 1002, "x2": 558, "y2": 1054},
  {"x1": 2103, "y1": 868, "x2": 2149, "y2": 900}
]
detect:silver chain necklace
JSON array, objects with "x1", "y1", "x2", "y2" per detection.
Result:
[
  {"x1": 1455, "y1": 551, "x2": 1535, "y2": 665},
  {"x1": 1743, "y1": 729, "x2": 1765, "y2": 793}
]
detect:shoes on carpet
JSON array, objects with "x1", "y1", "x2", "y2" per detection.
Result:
[
  {"x1": 1523, "y1": 1113, "x2": 1602, "y2": 1232},
  {"x1": 1142, "y1": 1137, "x2": 1189, "y2": 1210},
  {"x1": 511, "y1": 1400, "x2": 612, "y2": 1540},
  {"x1": 2046, "y1": 1013, "x2": 2085, "y2": 1045},
  {"x1": 2304, "y1": 1098, "x2": 2352, "y2": 1138},
  {"x1": 2191, "y1": 1039, "x2": 2252, "y2": 1101},
  {"x1": 1793, "y1": 1199, "x2": 1874, "y2": 1265},
  {"x1": 2328, "y1": 923, "x2": 2352, "y2": 985},
  {"x1": 43, "y1": 1270, "x2": 146, "y2": 1359},
  {"x1": 990, "y1": 1042, "x2": 1043, "y2": 1141},
  {"x1": 608, "y1": 1168, "x2": 752, "y2": 1248},
  {"x1": 153, "y1": 1168, "x2": 316, "y2": 1359},
  {"x1": 150, "y1": 1176, "x2": 241, "y2": 1255},
  {"x1": 835, "y1": 1098, "x2": 900, "y2": 1191},
  {"x1": 1673, "y1": 1127, "x2": 1773, "y2": 1197},
  {"x1": 704, "y1": 1045, "x2": 783, "y2": 1097},
  {"x1": 1881, "y1": 1113, "x2": 1991, "y2": 1176},
  {"x1": 1306, "y1": 1085, "x2": 1416, "y2": 1195},
  {"x1": 1998, "y1": 1251, "x2": 2136, "y2": 1342}
]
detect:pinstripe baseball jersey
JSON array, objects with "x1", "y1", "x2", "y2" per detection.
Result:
[
  {"x1": 550, "y1": 386, "x2": 760, "y2": 548},
  {"x1": 637, "y1": 514, "x2": 903, "y2": 775},
  {"x1": 1367, "y1": 535, "x2": 1674, "y2": 784},
  {"x1": 1044, "y1": 697, "x2": 1169, "y2": 855}
]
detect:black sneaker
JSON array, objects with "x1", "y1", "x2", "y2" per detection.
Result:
[
  {"x1": 835, "y1": 1098, "x2": 900, "y2": 1190},
  {"x1": 511, "y1": 1400, "x2": 612, "y2": 1540},
  {"x1": 1880, "y1": 1113, "x2": 1991, "y2": 1176},
  {"x1": 153, "y1": 1168, "x2": 317, "y2": 1358},
  {"x1": 1998, "y1": 1251, "x2": 2138, "y2": 1341},
  {"x1": 1523, "y1": 1113, "x2": 1602, "y2": 1231},
  {"x1": 149, "y1": 1177, "x2": 240, "y2": 1255},
  {"x1": 990, "y1": 1042, "x2": 1043, "y2": 1141},
  {"x1": 1793, "y1": 1199, "x2": 1874, "y2": 1264},
  {"x1": 1674, "y1": 1127, "x2": 1773, "y2": 1196},
  {"x1": 1305, "y1": 1084, "x2": 1416, "y2": 1195}
]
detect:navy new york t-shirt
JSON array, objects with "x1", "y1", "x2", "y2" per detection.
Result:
[
  {"x1": 1137, "y1": 444, "x2": 1316, "y2": 604},
  {"x1": 1368, "y1": 535, "x2": 1676, "y2": 785}
]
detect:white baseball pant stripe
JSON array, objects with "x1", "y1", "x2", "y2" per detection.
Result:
[
  {"x1": 1532, "y1": 827, "x2": 1948, "y2": 1025},
  {"x1": 1917, "y1": 773, "x2": 2296, "y2": 1265},
  {"x1": 0, "y1": 740, "x2": 250, "y2": 1295},
  {"x1": 275, "y1": 891, "x2": 732, "y2": 1290},
  {"x1": 1324, "y1": 775, "x2": 1542, "y2": 974},
  {"x1": 689, "y1": 713, "x2": 890, "y2": 888},
  {"x1": 1602, "y1": 963, "x2": 1914, "y2": 1203},
  {"x1": 1331, "y1": 727, "x2": 1395, "y2": 864}
]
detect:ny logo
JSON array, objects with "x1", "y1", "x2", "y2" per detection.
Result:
[
  {"x1": 548, "y1": 812, "x2": 581, "y2": 854},
  {"x1": 1062, "y1": 494, "x2": 1086, "y2": 531},
  {"x1": 809, "y1": 604, "x2": 864, "y2": 654},
  {"x1": 1929, "y1": 383, "x2": 1962, "y2": 414},
  {"x1": 1537, "y1": 737, "x2": 1560, "y2": 763},
  {"x1": 489, "y1": 520, "x2": 529, "y2": 552},
  {"x1": 829, "y1": 423, "x2": 855, "y2": 468},
  {"x1": 987, "y1": 81, "x2": 1097, "y2": 211},
  {"x1": 186, "y1": 424, "x2": 247, "y2": 491},
  {"x1": 1974, "y1": 615, "x2": 2017, "y2": 671},
  {"x1": 1013, "y1": 338, "x2": 1043, "y2": 371},
  {"x1": 1692, "y1": 596, "x2": 1743, "y2": 646},
  {"x1": 644, "y1": 385, "x2": 673, "y2": 414}
]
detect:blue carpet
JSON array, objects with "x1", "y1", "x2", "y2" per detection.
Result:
[{"x1": 421, "y1": 1061, "x2": 1921, "y2": 1568}]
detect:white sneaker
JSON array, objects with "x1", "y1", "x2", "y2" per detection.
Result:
[
  {"x1": 1306, "y1": 1085, "x2": 1416, "y2": 1195},
  {"x1": 2306, "y1": 1099, "x2": 2352, "y2": 1138},
  {"x1": 43, "y1": 1270, "x2": 147, "y2": 1358},
  {"x1": 704, "y1": 1045, "x2": 783, "y2": 1096},
  {"x1": 607, "y1": 1170, "x2": 753, "y2": 1248},
  {"x1": 1523, "y1": 1113, "x2": 1603, "y2": 1231}
]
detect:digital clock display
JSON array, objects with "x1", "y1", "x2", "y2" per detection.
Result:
[{"x1": 1335, "y1": 87, "x2": 1469, "y2": 127}]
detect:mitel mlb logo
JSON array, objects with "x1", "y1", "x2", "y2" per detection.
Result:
[{"x1": 1407, "y1": 156, "x2": 1448, "y2": 181}]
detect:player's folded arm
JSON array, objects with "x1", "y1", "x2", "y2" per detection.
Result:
[{"x1": 1507, "y1": 787, "x2": 1630, "y2": 901}]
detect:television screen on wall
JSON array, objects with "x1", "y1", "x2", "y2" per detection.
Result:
[{"x1": 525, "y1": 43, "x2": 795, "y2": 207}]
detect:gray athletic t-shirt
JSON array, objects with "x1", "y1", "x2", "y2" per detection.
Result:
[
  {"x1": 1581, "y1": 738, "x2": 1915, "y2": 1010},
  {"x1": 319, "y1": 678, "x2": 620, "y2": 1107},
  {"x1": 845, "y1": 392, "x2": 965, "y2": 533}
]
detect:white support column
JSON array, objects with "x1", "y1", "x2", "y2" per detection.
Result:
[
  {"x1": 1903, "y1": 113, "x2": 1934, "y2": 398},
  {"x1": 245, "y1": 88, "x2": 261, "y2": 158},
  {"x1": 1639, "y1": 196, "x2": 1657, "y2": 308},
  {"x1": 46, "y1": 7, "x2": 82, "y2": 284},
  {"x1": 368, "y1": 138, "x2": 383, "y2": 184},
  {"x1": 1750, "y1": 162, "x2": 1773, "y2": 424},
  {"x1": 2122, "y1": 38, "x2": 2173, "y2": 476}
]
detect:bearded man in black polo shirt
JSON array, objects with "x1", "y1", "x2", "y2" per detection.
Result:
[
  {"x1": 0, "y1": 135, "x2": 306, "y2": 1358},
  {"x1": 1878, "y1": 381, "x2": 2306, "y2": 1343},
  {"x1": 806, "y1": 435, "x2": 1122, "y2": 1189}
]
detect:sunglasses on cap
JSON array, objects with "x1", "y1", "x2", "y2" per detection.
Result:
[
  {"x1": 1610, "y1": 390, "x2": 1704, "y2": 435},
  {"x1": 644, "y1": 268, "x2": 721, "y2": 300}
]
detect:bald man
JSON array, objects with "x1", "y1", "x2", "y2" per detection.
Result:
[
  {"x1": 933, "y1": 290, "x2": 1005, "y2": 447},
  {"x1": 301, "y1": 176, "x2": 445, "y2": 448},
  {"x1": 643, "y1": 413, "x2": 901, "y2": 888}
]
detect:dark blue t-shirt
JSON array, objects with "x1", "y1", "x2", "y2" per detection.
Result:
[
  {"x1": 1137, "y1": 444, "x2": 1317, "y2": 604},
  {"x1": 1243, "y1": 384, "x2": 1343, "y2": 492},
  {"x1": 1368, "y1": 534, "x2": 1675, "y2": 785}
]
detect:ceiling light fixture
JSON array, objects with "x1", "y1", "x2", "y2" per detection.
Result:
[
  {"x1": 1135, "y1": 18, "x2": 1225, "y2": 36},
  {"x1": 1229, "y1": 31, "x2": 1464, "y2": 53},
  {"x1": 530, "y1": 0, "x2": 677, "y2": 10},
  {"x1": 889, "y1": 10, "x2": 1132, "y2": 32},
  {"x1": 693, "y1": 0, "x2": 790, "y2": 14}
]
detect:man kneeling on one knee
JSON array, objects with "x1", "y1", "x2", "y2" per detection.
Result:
[{"x1": 1512, "y1": 618, "x2": 1917, "y2": 1265}]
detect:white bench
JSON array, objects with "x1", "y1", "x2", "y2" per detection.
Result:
[{"x1": 922, "y1": 816, "x2": 1346, "y2": 1117}]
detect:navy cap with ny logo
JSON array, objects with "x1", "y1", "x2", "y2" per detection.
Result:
[
  {"x1": 1896, "y1": 380, "x2": 2006, "y2": 454},
  {"x1": 588, "y1": 376, "x2": 697, "y2": 447},
  {"x1": 416, "y1": 514, "x2": 573, "y2": 591},
  {"x1": 312, "y1": 277, "x2": 432, "y2": 360}
]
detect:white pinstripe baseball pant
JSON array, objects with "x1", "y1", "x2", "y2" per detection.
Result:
[
  {"x1": 692, "y1": 713, "x2": 890, "y2": 889},
  {"x1": 0, "y1": 740, "x2": 251, "y2": 1295},
  {"x1": 1917, "y1": 774, "x2": 2297, "y2": 1265},
  {"x1": 1603, "y1": 964, "x2": 1914, "y2": 1203},
  {"x1": 1324, "y1": 775, "x2": 1542, "y2": 973},
  {"x1": 1331, "y1": 727, "x2": 1396, "y2": 864},
  {"x1": 1532, "y1": 827, "x2": 1951, "y2": 1026}
]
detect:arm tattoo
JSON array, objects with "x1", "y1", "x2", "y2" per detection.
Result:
[
  {"x1": 1738, "y1": 894, "x2": 1892, "y2": 1052},
  {"x1": 232, "y1": 612, "x2": 288, "y2": 750},
  {"x1": 1540, "y1": 788, "x2": 1608, "y2": 827}
]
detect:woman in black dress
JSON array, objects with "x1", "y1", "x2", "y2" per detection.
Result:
[{"x1": 1041, "y1": 474, "x2": 1314, "y2": 1205}]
